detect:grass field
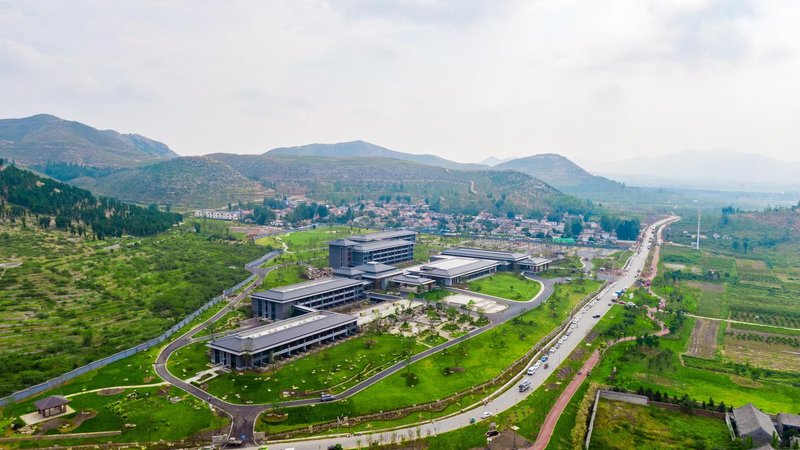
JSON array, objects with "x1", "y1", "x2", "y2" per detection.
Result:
[
  {"x1": 0, "y1": 386, "x2": 225, "y2": 445},
  {"x1": 723, "y1": 326, "x2": 800, "y2": 373},
  {"x1": 592, "y1": 316, "x2": 800, "y2": 414},
  {"x1": 0, "y1": 221, "x2": 266, "y2": 397},
  {"x1": 202, "y1": 333, "x2": 425, "y2": 404},
  {"x1": 467, "y1": 272, "x2": 542, "y2": 301},
  {"x1": 589, "y1": 400, "x2": 733, "y2": 450},
  {"x1": 266, "y1": 280, "x2": 601, "y2": 431}
]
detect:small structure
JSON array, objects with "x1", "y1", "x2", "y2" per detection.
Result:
[
  {"x1": 34, "y1": 395, "x2": 70, "y2": 418},
  {"x1": 391, "y1": 274, "x2": 435, "y2": 293},
  {"x1": 351, "y1": 262, "x2": 403, "y2": 290},
  {"x1": 732, "y1": 403, "x2": 778, "y2": 446},
  {"x1": 777, "y1": 413, "x2": 800, "y2": 439}
]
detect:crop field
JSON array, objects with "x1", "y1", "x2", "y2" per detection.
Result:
[
  {"x1": 0, "y1": 222, "x2": 267, "y2": 397},
  {"x1": 467, "y1": 272, "x2": 542, "y2": 301},
  {"x1": 686, "y1": 318, "x2": 719, "y2": 359},
  {"x1": 685, "y1": 281, "x2": 725, "y2": 318},
  {"x1": 723, "y1": 326, "x2": 800, "y2": 373},
  {"x1": 588, "y1": 400, "x2": 732, "y2": 450},
  {"x1": 592, "y1": 316, "x2": 800, "y2": 414}
]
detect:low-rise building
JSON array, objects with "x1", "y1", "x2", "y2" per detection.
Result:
[
  {"x1": 329, "y1": 230, "x2": 416, "y2": 268},
  {"x1": 406, "y1": 256, "x2": 499, "y2": 286},
  {"x1": 251, "y1": 277, "x2": 366, "y2": 320},
  {"x1": 209, "y1": 309, "x2": 358, "y2": 369},
  {"x1": 440, "y1": 247, "x2": 552, "y2": 272},
  {"x1": 732, "y1": 403, "x2": 779, "y2": 446}
]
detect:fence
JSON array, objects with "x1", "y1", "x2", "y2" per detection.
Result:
[{"x1": 0, "y1": 250, "x2": 278, "y2": 407}]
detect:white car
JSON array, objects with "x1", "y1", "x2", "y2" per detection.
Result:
[
  {"x1": 481, "y1": 411, "x2": 493, "y2": 419},
  {"x1": 549, "y1": 347, "x2": 557, "y2": 354}
]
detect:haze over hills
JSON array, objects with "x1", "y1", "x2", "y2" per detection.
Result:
[
  {"x1": 585, "y1": 149, "x2": 800, "y2": 192},
  {"x1": 0, "y1": 114, "x2": 177, "y2": 168},
  {"x1": 266, "y1": 140, "x2": 488, "y2": 171},
  {"x1": 72, "y1": 156, "x2": 270, "y2": 208},
  {"x1": 495, "y1": 153, "x2": 623, "y2": 195},
  {"x1": 207, "y1": 153, "x2": 572, "y2": 214}
]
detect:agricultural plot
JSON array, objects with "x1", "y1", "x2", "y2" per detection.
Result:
[
  {"x1": 723, "y1": 325, "x2": 800, "y2": 373},
  {"x1": 589, "y1": 400, "x2": 733, "y2": 450},
  {"x1": 736, "y1": 258, "x2": 782, "y2": 288},
  {"x1": 0, "y1": 223, "x2": 266, "y2": 397},
  {"x1": 685, "y1": 281, "x2": 725, "y2": 318},
  {"x1": 686, "y1": 318, "x2": 719, "y2": 359}
]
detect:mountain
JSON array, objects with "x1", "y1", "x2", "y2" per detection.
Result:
[
  {"x1": 495, "y1": 153, "x2": 623, "y2": 194},
  {"x1": 584, "y1": 150, "x2": 800, "y2": 192},
  {"x1": 207, "y1": 153, "x2": 573, "y2": 215},
  {"x1": 477, "y1": 156, "x2": 515, "y2": 166},
  {"x1": 0, "y1": 114, "x2": 178, "y2": 168},
  {"x1": 265, "y1": 140, "x2": 488, "y2": 171},
  {"x1": 72, "y1": 156, "x2": 270, "y2": 208}
]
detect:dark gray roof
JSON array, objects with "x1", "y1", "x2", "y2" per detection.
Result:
[
  {"x1": 352, "y1": 239, "x2": 415, "y2": 252},
  {"x1": 252, "y1": 277, "x2": 363, "y2": 303},
  {"x1": 328, "y1": 238, "x2": 357, "y2": 247},
  {"x1": 332, "y1": 267, "x2": 364, "y2": 277},
  {"x1": 410, "y1": 257, "x2": 499, "y2": 279},
  {"x1": 441, "y1": 247, "x2": 527, "y2": 262},
  {"x1": 522, "y1": 257, "x2": 552, "y2": 266},
  {"x1": 778, "y1": 413, "x2": 800, "y2": 428},
  {"x1": 34, "y1": 395, "x2": 69, "y2": 410},
  {"x1": 349, "y1": 230, "x2": 416, "y2": 242},
  {"x1": 392, "y1": 274, "x2": 435, "y2": 285},
  {"x1": 208, "y1": 311, "x2": 357, "y2": 355},
  {"x1": 734, "y1": 403, "x2": 778, "y2": 443},
  {"x1": 353, "y1": 262, "x2": 402, "y2": 279}
]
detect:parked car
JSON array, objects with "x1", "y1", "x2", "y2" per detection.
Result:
[
  {"x1": 481, "y1": 411, "x2": 493, "y2": 419},
  {"x1": 592, "y1": 314, "x2": 601, "y2": 318}
]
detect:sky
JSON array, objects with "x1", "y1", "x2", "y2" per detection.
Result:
[{"x1": 1, "y1": 0, "x2": 799, "y2": 163}]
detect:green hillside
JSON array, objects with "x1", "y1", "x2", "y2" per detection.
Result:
[
  {"x1": 266, "y1": 140, "x2": 487, "y2": 171},
  {"x1": 0, "y1": 114, "x2": 177, "y2": 168},
  {"x1": 496, "y1": 153, "x2": 623, "y2": 194},
  {"x1": 208, "y1": 153, "x2": 578, "y2": 215},
  {"x1": 73, "y1": 156, "x2": 271, "y2": 208}
]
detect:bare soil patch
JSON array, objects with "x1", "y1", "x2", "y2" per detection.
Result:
[
  {"x1": 686, "y1": 281, "x2": 724, "y2": 293},
  {"x1": 570, "y1": 347, "x2": 587, "y2": 361},
  {"x1": 97, "y1": 387, "x2": 126, "y2": 396},
  {"x1": 557, "y1": 366, "x2": 573, "y2": 380},
  {"x1": 686, "y1": 319, "x2": 718, "y2": 359}
]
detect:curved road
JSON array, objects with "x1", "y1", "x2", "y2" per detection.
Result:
[{"x1": 154, "y1": 218, "x2": 676, "y2": 448}]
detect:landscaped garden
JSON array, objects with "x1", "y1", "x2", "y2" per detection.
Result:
[{"x1": 467, "y1": 272, "x2": 541, "y2": 301}]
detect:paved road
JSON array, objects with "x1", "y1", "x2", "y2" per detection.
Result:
[{"x1": 257, "y1": 217, "x2": 678, "y2": 450}]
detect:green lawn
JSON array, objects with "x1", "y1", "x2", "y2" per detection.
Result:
[
  {"x1": 467, "y1": 272, "x2": 542, "y2": 301},
  {"x1": 261, "y1": 264, "x2": 307, "y2": 289},
  {"x1": 589, "y1": 400, "x2": 733, "y2": 450},
  {"x1": 168, "y1": 342, "x2": 212, "y2": 379},
  {"x1": 203, "y1": 333, "x2": 424, "y2": 404},
  {"x1": 418, "y1": 288, "x2": 452, "y2": 302},
  {"x1": 268, "y1": 280, "x2": 601, "y2": 431},
  {"x1": 1, "y1": 386, "x2": 225, "y2": 445}
]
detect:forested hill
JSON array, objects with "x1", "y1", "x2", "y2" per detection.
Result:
[{"x1": 0, "y1": 158, "x2": 181, "y2": 238}]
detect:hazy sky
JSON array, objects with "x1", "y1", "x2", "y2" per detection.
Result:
[{"x1": 1, "y1": 0, "x2": 799, "y2": 163}]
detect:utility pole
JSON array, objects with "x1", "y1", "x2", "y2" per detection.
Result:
[{"x1": 696, "y1": 208, "x2": 701, "y2": 250}]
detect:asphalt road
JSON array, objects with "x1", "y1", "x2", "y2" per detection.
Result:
[{"x1": 257, "y1": 217, "x2": 677, "y2": 450}]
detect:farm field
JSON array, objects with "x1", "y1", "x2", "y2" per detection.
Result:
[
  {"x1": 0, "y1": 222, "x2": 267, "y2": 397},
  {"x1": 686, "y1": 318, "x2": 719, "y2": 359},
  {"x1": 722, "y1": 325, "x2": 800, "y2": 373},
  {"x1": 592, "y1": 315, "x2": 800, "y2": 414},
  {"x1": 588, "y1": 400, "x2": 733, "y2": 450},
  {"x1": 467, "y1": 272, "x2": 542, "y2": 301}
]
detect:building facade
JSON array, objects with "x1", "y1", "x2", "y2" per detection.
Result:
[
  {"x1": 406, "y1": 256, "x2": 499, "y2": 286},
  {"x1": 251, "y1": 277, "x2": 366, "y2": 320},
  {"x1": 209, "y1": 310, "x2": 358, "y2": 369},
  {"x1": 328, "y1": 230, "x2": 417, "y2": 268}
]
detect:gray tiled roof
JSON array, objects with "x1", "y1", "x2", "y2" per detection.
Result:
[
  {"x1": 332, "y1": 267, "x2": 364, "y2": 277},
  {"x1": 441, "y1": 247, "x2": 528, "y2": 262},
  {"x1": 252, "y1": 277, "x2": 363, "y2": 303},
  {"x1": 778, "y1": 413, "x2": 800, "y2": 428},
  {"x1": 208, "y1": 311, "x2": 357, "y2": 354},
  {"x1": 352, "y1": 239, "x2": 415, "y2": 252},
  {"x1": 353, "y1": 262, "x2": 402, "y2": 278},
  {"x1": 392, "y1": 274, "x2": 435, "y2": 285},
  {"x1": 34, "y1": 395, "x2": 69, "y2": 410},
  {"x1": 410, "y1": 257, "x2": 499, "y2": 279},
  {"x1": 349, "y1": 230, "x2": 417, "y2": 242},
  {"x1": 734, "y1": 403, "x2": 778, "y2": 443}
]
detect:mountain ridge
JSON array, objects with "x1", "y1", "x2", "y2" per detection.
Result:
[{"x1": 0, "y1": 114, "x2": 178, "y2": 168}]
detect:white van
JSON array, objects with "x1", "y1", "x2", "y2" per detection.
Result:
[
  {"x1": 519, "y1": 379, "x2": 532, "y2": 392},
  {"x1": 527, "y1": 366, "x2": 537, "y2": 376}
]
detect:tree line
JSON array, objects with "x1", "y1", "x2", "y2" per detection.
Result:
[{"x1": 0, "y1": 159, "x2": 181, "y2": 238}]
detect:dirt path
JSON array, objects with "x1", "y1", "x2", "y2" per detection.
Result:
[{"x1": 64, "y1": 382, "x2": 169, "y2": 398}]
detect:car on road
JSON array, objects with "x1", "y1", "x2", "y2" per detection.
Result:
[
  {"x1": 518, "y1": 379, "x2": 532, "y2": 392},
  {"x1": 481, "y1": 411, "x2": 493, "y2": 419},
  {"x1": 593, "y1": 314, "x2": 601, "y2": 318},
  {"x1": 320, "y1": 394, "x2": 336, "y2": 402},
  {"x1": 526, "y1": 366, "x2": 537, "y2": 375},
  {"x1": 549, "y1": 347, "x2": 557, "y2": 354}
]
